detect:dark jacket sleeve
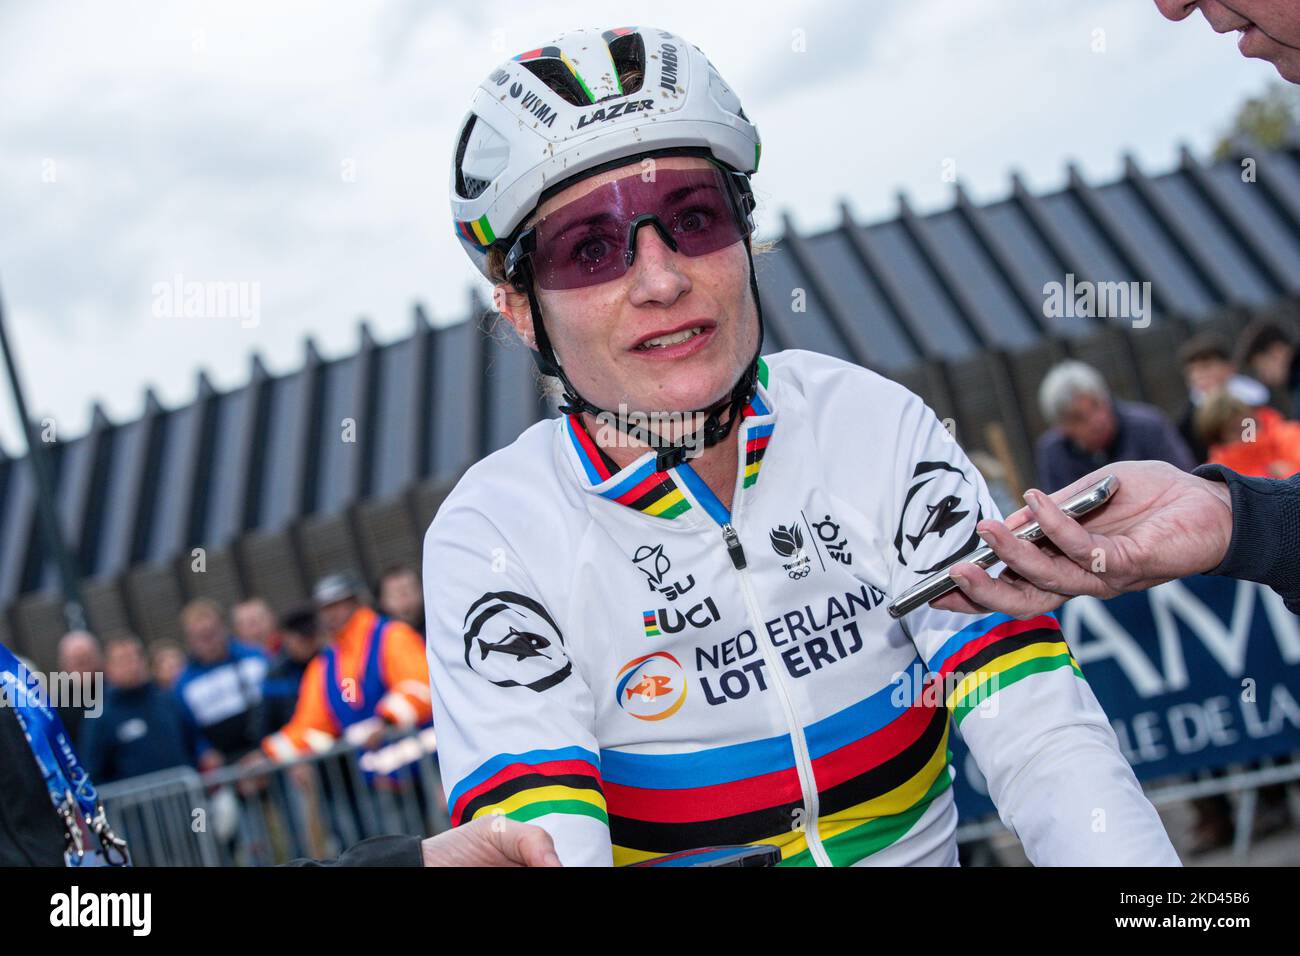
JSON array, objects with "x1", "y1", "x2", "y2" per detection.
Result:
[
  {"x1": 1193, "y1": 464, "x2": 1300, "y2": 614},
  {"x1": 282, "y1": 834, "x2": 423, "y2": 867}
]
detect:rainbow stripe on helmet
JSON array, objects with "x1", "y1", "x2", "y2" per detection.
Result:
[
  {"x1": 513, "y1": 44, "x2": 598, "y2": 104},
  {"x1": 455, "y1": 213, "x2": 496, "y2": 250}
]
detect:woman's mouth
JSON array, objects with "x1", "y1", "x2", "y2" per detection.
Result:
[{"x1": 631, "y1": 325, "x2": 716, "y2": 359}]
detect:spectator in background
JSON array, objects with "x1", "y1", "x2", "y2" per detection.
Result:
[
  {"x1": 54, "y1": 630, "x2": 104, "y2": 750},
  {"x1": 257, "y1": 573, "x2": 431, "y2": 762},
  {"x1": 376, "y1": 564, "x2": 425, "y2": 637},
  {"x1": 1034, "y1": 360, "x2": 1195, "y2": 492},
  {"x1": 1176, "y1": 333, "x2": 1272, "y2": 463},
  {"x1": 1237, "y1": 320, "x2": 1300, "y2": 419},
  {"x1": 80, "y1": 634, "x2": 197, "y2": 784},
  {"x1": 1197, "y1": 390, "x2": 1300, "y2": 478},
  {"x1": 149, "y1": 639, "x2": 186, "y2": 690},
  {"x1": 233, "y1": 597, "x2": 283, "y2": 657},
  {"x1": 175, "y1": 598, "x2": 268, "y2": 767},
  {"x1": 258, "y1": 606, "x2": 324, "y2": 741}
]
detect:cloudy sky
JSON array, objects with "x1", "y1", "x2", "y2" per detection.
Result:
[{"x1": 0, "y1": 0, "x2": 1283, "y2": 453}]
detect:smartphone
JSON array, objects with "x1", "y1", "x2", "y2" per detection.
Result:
[
  {"x1": 886, "y1": 473, "x2": 1119, "y2": 620},
  {"x1": 630, "y1": 844, "x2": 783, "y2": 867}
]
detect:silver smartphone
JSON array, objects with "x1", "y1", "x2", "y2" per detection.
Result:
[{"x1": 886, "y1": 473, "x2": 1119, "y2": 620}]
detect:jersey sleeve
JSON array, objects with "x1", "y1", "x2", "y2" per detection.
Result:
[
  {"x1": 884, "y1": 388, "x2": 1179, "y2": 865},
  {"x1": 423, "y1": 501, "x2": 612, "y2": 867}
]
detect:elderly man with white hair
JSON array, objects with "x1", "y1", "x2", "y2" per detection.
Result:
[
  {"x1": 53, "y1": 630, "x2": 104, "y2": 749},
  {"x1": 1034, "y1": 360, "x2": 1196, "y2": 493}
]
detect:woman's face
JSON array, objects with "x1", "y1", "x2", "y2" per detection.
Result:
[{"x1": 497, "y1": 155, "x2": 758, "y2": 416}]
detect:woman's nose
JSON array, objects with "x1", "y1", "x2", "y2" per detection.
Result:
[{"x1": 626, "y1": 224, "x2": 691, "y2": 300}]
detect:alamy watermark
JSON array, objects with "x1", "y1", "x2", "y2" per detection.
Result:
[
  {"x1": 0, "y1": 666, "x2": 103, "y2": 718},
  {"x1": 1043, "y1": 273, "x2": 1151, "y2": 328},
  {"x1": 889, "y1": 665, "x2": 1001, "y2": 718},
  {"x1": 591, "y1": 404, "x2": 711, "y2": 460},
  {"x1": 151, "y1": 273, "x2": 261, "y2": 328}
]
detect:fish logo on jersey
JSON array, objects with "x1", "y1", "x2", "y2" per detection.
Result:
[
  {"x1": 905, "y1": 495, "x2": 968, "y2": 551},
  {"x1": 625, "y1": 674, "x2": 674, "y2": 701},
  {"x1": 462, "y1": 591, "x2": 570, "y2": 692},
  {"x1": 894, "y1": 460, "x2": 982, "y2": 576},
  {"x1": 615, "y1": 652, "x2": 688, "y2": 721},
  {"x1": 477, "y1": 626, "x2": 551, "y2": 662}
]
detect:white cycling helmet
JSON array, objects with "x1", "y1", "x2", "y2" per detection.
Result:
[
  {"x1": 450, "y1": 25, "x2": 762, "y2": 278},
  {"x1": 449, "y1": 26, "x2": 765, "y2": 469}
]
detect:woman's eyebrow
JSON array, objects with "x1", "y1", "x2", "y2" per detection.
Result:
[
  {"x1": 663, "y1": 182, "x2": 720, "y2": 204},
  {"x1": 547, "y1": 209, "x2": 617, "y2": 236},
  {"x1": 541, "y1": 179, "x2": 723, "y2": 234}
]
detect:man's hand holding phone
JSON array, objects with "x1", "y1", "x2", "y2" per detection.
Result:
[{"x1": 928, "y1": 460, "x2": 1235, "y2": 620}]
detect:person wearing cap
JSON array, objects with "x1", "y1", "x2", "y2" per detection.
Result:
[{"x1": 258, "y1": 573, "x2": 432, "y2": 761}]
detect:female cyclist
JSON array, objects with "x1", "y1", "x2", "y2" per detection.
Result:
[{"x1": 424, "y1": 25, "x2": 1179, "y2": 866}]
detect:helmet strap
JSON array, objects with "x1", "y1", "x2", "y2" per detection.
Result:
[{"x1": 519, "y1": 235, "x2": 766, "y2": 473}]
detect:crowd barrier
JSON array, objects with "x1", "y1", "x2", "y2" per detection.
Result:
[{"x1": 97, "y1": 727, "x2": 445, "y2": 867}]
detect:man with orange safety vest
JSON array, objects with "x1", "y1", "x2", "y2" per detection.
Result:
[{"x1": 260, "y1": 573, "x2": 432, "y2": 761}]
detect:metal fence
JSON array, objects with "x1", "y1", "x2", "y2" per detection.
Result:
[
  {"x1": 99, "y1": 723, "x2": 1295, "y2": 866},
  {"x1": 98, "y1": 727, "x2": 446, "y2": 867}
]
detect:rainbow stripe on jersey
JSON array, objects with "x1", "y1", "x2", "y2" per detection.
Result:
[
  {"x1": 601, "y1": 658, "x2": 951, "y2": 866},
  {"x1": 926, "y1": 612, "x2": 1080, "y2": 725},
  {"x1": 448, "y1": 746, "x2": 607, "y2": 828},
  {"x1": 564, "y1": 356, "x2": 775, "y2": 518}
]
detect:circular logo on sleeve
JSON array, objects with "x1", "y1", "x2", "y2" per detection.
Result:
[
  {"x1": 893, "y1": 460, "x2": 982, "y2": 576},
  {"x1": 462, "y1": 591, "x2": 571, "y2": 692}
]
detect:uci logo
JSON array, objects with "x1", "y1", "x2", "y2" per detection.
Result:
[
  {"x1": 641, "y1": 596, "x2": 722, "y2": 637},
  {"x1": 615, "y1": 651, "x2": 687, "y2": 721}
]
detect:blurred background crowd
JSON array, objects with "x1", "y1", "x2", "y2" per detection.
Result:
[{"x1": 47, "y1": 565, "x2": 427, "y2": 785}]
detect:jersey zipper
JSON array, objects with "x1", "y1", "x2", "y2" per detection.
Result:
[{"x1": 719, "y1": 519, "x2": 833, "y2": 867}]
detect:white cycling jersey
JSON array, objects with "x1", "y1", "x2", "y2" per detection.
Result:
[{"x1": 422, "y1": 348, "x2": 1179, "y2": 866}]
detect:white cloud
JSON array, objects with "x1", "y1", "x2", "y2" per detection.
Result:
[{"x1": 0, "y1": 0, "x2": 1282, "y2": 453}]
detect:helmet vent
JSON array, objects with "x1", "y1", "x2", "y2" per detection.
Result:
[
  {"x1": 607, "y1": 32, "x2": 645, "y2": 96},
  {"x1": 521, "y1": 59, "x2": 589, "y2": 106},
  {"x1": 461, "y1": 174, "x2": 490, "y2": 199},
  {"x1": 454, "y1": 116, "x2": 489, "y2": 199}
]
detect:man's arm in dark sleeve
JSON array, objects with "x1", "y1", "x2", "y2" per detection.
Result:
[
  {"x1": 282, "y1": 834, "x2": 423, "y2": 867},
  {"x1": 1193, "y1": 464, "x2": 1300, "y2": 614}
]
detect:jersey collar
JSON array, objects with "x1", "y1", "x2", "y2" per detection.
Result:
[{"x1": 562, "y1": 356, "x2": 775, "y2": 522}]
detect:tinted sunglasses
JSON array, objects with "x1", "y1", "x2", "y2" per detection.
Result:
[{"x1": 504, "y1": 162, "x2": 756, "y2": 292}]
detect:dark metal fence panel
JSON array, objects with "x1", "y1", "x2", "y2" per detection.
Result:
[{"x1": 97, "y1": 729, "x2": 445, "y2": 867}]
